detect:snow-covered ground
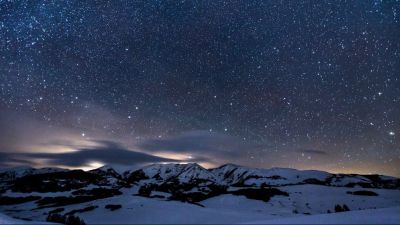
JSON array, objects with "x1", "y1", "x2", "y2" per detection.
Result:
[
  {"x1": 2, "y1": 204, "x2": 399, "y2": 224},
  {"x1": 279, "y1": 184, "x2": 400, "y2": 214},
  {"x1": 2, "y1": 185, "x2": 399, "y2": 224},
  {"x1": 247, "y1": 207, "x2": 400, "y2": 224},
  {"x1": 0, "y1": 212, "x2": 51, "y2": 224}
]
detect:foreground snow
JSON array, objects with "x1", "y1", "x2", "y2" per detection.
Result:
[
  {"x1": 2, "y1": 206, "x2": 398, "y2": 224},
  {"x1": 247, "y1": 207, "x2": 400, "y2": 224},
  {"x1": 3, "y1": 184, "x2": 398, "y2": 224},
  {"x1": 0, "y1": 212, "x2": 51, "y2": 224},
  {"x1": 0, "y1": 213, "x2": 26, "y2": 224}
]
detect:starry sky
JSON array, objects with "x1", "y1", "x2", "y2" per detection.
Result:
[{"x1": 0, "y1": 1, "x2": 399, "y2": 176}]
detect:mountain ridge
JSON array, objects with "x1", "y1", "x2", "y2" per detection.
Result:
[
  {"x1": 2, "y1": 163, "x2": 398, "y2": 191},
  {"x1": 2, "y1": 163, "x2": 398, "y2": 179}
]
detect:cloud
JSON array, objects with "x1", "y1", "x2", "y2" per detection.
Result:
[
  {"x1": 0, "y1": 152, "x2": 28, "y2": 167},
  {"x1": 138, "y1": 130, "x2": 269, "y2": 159},
  {"x1": 0, "y1": 109, "x2": 94, "y2": 154},
  {"x1": 0, "y1": 141, "x2": 179, "y2": 168},
  {"x1": 297, "y1": 148, "x2": 328, "y2": 155}
]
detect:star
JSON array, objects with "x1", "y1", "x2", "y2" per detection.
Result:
[{"x1": 0, "y1": 0, "x2": 398, "y2": 177}]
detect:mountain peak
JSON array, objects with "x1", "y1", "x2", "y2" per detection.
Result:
[
  {"x1": 217, "y1": 163, "x2": 244, "y2": 169},
  {"x1": 94, "y1": 165, "x2": 115, "y2": 171},
  {"x1": 181, "y1": 162, "x2": 204, "y2": 169},
  {"x1": 128, "y1": 162, "x2": 217, "y2": 184},
  {"x1": 89, "y1": 165, "x2": 121, "y2": 179}
]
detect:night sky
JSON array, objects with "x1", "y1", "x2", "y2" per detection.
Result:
[{"x1": 0, "y1": 1, "x2": 399, "y2": 176}]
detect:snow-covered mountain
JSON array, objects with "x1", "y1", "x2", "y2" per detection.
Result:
[
  {"x1": 125, "y1": 163, "x2": 218, "y2": 184},
  {"x1": 0, "y1": 163, "x2": 399, "y2": 224},
  {"x1": 210, "y1": 163, "x2": 332, "y2": 186},
  {"x1": 88, "y1": 165, "x2": 124, "y2": 187},
  {"x1": 89, "y1": 165, "x2": 121, "y2": 178},
  {"x1": 211, "y1": 163, "x2": 400, "y2": 188},
  {"x1": 122, "y1": 162, "x2": 400, "y2": 188},
  {"x1": 2, "y1": 163, "x2": 398, "y2": 193}
]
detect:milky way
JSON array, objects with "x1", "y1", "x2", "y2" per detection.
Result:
[{"x1": 0, "y1": 1, "x2": 399, "y2": 175}]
